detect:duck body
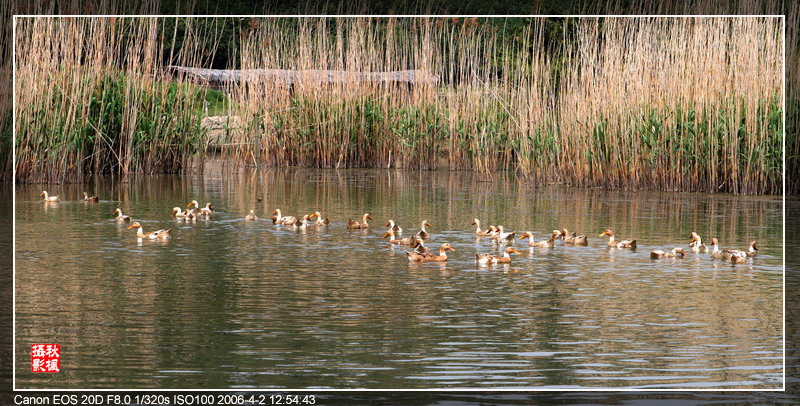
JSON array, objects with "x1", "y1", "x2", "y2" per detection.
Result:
[
  {"x1": 599, "y1": 229, "x2": 636, "y2": 248},
  {"x1": 112, "y1": 208, "x2": 131, "y2": 222},
  {"x1": 708, "y1": 238, "x2": 724, "y2": 259},
  {"x1": 347, "y1": 213, "x2": 373, "y2": 229},
  {"x1": 415, "y1": 220, "x2": 432, "y2": 239},
  {"x1": 690, "y1": 232, "x2": 707, "y2": 253},
  {"x1": 293, "y1": 214, "x2": 312, "y2": 229},
  {"x1": 476, "y1": 253, "x2": 494, "y2": 265},
  {"x1": 471, "y1": 219, "x2": 494, "y2": 236},
  {"x1": 272, "y1": 209, "x2": 297, "y2": 225},
  {"x1": 386, "y1": 219, "x2": 403, "y2": 234},
  {"x1": 407, "y1": 243, "x2": 455, "y2": 262},
  {"x1": 245, "y1": 210, "x2": 258, "y2": 221},
  {"x1": 520, "y1": 231, "x2": 556, "y2": 248},
  {"x1": 126, "y1": 222, "x2": 171, "y2": 239},
  {"x1": 724, "y1": 241, "x2": 758, "y2": 262},
  {"x1": 39, "y1": 191, "x2": 60, "y2": 202},
  {"x1": 650, "y1": 247, "x2": 686, "y2": 259},
  {"x1": 412, "y1": 238, "x2": 432, "y2": 256},
  {"x1": 188, "y1": 200, "x2": 214, "y2": 216},
  {"x1": 491, "y1": 226, "x2": 515, "y2": 243},
  {"x1": 172, "y1": 207, "x2": 189, "y2": 219},
  {"x1": 82, "y1": 192, "x2": 99, "y2": 202},
  {"x1": 477, "y1": 247, "x2": 521, "y2": 265},
  {"x1": 310, "y1": 212, "x2": 330, "y2": 226},
  {"x1": 561, "y1": 229, "x2": 588, "y2": 245},
  {"x1": 384, "y1": 230, "x2": 415, "y2": 245}
]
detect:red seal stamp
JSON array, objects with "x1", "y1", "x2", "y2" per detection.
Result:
[{"x1": 31, "y1": 344, "x2": 60, "y2": 373}]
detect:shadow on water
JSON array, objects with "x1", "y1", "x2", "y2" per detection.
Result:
[{"x1": 12, "y1": 168, "x2": 787, "y2": 394}]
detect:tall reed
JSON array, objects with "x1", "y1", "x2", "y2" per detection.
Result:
[
  {"x1": 14, "y1": 17, "x2": 219, "y2": 183},
  {"x1": 558, "y1": 17, "x2": 783, "y2": 195},
  {"x1": 227, "y1": 17, "x2": 781, "y2": 194}
]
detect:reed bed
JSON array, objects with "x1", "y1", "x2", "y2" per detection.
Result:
[
  {"x1": 14, "y1": 16, "x2": 784, "y2": 194},
  {"x1": 226, "y1": 17, "x2": 781, "y2": 194},
  {"x1": 14, "y1": 16, "x2": 219, "y2": 183},
  {"x1": 557, "y1": 17, "x2": 783, "y2": 195}
]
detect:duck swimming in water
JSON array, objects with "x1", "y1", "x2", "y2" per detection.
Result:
[
  {"x1": 386, "y1": 219, "x2": 402, "y2": 234},
  {"x1": 599, "y1": 229, "x2": 636, "y2": 248},
  {"x1": 172, "y1": 207, "x2": 190, "y2": 219},
  {"x1": 188, "y1": 200, "x2": 214, "y2": 216},
  {"x1": 244, "y1": 210, "x2": 258, "y2": 221},
  {"x1": 112, "y1": 208, "x2": 131, "y2": 222},
  {"x1": 407, "y1": 243, "x2": 455, "y2": 262},
  {"x1": 690, "y1": 232, "x2": 707, "y2": 253},
  {"x1": 491, "y1": 226, "x2": 515, "y2": 243},
  {"x1": 309, "y1": 211, "x2": 330, "y2": 226},
  {"x1": 724, "y1": 241, "x2": 758, "y2": 263},
  {"x1": 272, "y1": 209, "x2": 297, "y2": 225},
  {"x1": 477, "y1": 246, "x2": 522, "y2": 265},
  {"x1": 560, "y1": 229, "x2": 588, "y2": 245},
  {"x1": 39, "y1": 191, "x2": 60, "y2": 202},
  {"x1": 126, "y1": 222, "x2": 171, "y2": 240},
  {"x1": 347, "y1": 213, "x2": 373, "y2": 229},
  {"x1": 650, "y1": 247, "x2": 686, "y2": 259},
  {"x1": 415, "y1": 220, "x2": 433, "y2": 239},
  {"x1": 82, "y1": 192, "x2": 99, "y2": 202},
  {"x1": 383, "y1": 229, "x2": 416, "y2": 245},
  {"x1": 519, "y1": 231, "x2": 556, "y2": 248},
  {"x1": 471, "y1": 219, "x2": 493, "y2": 236}
]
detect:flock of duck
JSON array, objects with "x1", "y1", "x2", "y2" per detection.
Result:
[{"x1": 39, "y1": 190, "x2": 760, "y2": 265}]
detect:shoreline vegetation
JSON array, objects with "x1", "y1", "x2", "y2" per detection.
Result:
[{"x1": 13, "y1": 16, "x2": 785, "y2": 195}]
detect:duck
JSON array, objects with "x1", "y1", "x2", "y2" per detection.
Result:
[
  {"x1": 309, "y1": 211, "x2": 330, "y2": 226},
  {"x1": 415, "y1": 220, "x2": 433, "y2": 239},
  {"x1": 272, "y1": 209, "x2": 297, "y2": 225},
  {"x1": 412, "y1": 238, "x2": 431, "y2": 256},
  {"x1": 187, "y1": 200, "x2": 214, "y2": 216},
  {"x1": 725, "y1": 241, "x2": 758, "y2": 261},
  {"x1": 244, "y1": 210, "x2": 258, "y2": 221},
  {"x1": 172, "y1": 207, "x2": 189, "y2": 219},
  {"x1": 650, "y1": 247, "x2": 686, "y2": 259},
  {"x1": 560, "y1": 229, "x2": 588, "y2": 245},
  {"x1": 406, "y1": 243, "x2": 455, "y2": 262},
  {"x1": 293, "y1": 214, "x2": 312, "y2": 229},
  {"x1": 519, "y1": 231, "x2": 556, "y2": 248},
  {"x1": 471, "y1": 219, "x2": 493, "y2": 236},
  {"x1": 477, "y1": 247, "x2": 522, "y2": 265},
  {"x1": 386, "y1": 219, "x2": 402, "y2": 234},
  {"x1": 82, "y1": 192, "x2": 99, "y2": 202},
  {"x1": 126, "y1": 222, "x2": 171, "y2": 239},
  {"x1": 39, "y1": 191, "x2": 60, "y2": 202},
  {"x1": 729, "y1": 251, "x2": 748, "y2": 264},
  {"x1": 490, "y1": 226, "x2": 515, "y2": 243},
  {"x1": 744, "y1": 241, "x2": 759, "y2": 257},
  {"x1": 708, "y1": 238, "x2": 724, "y2": 259},
  {"x1": 185, "y1": 208, "x2": 199, "y2": 221},
  {"x1": 112, "y1": 208, "x2": 131, "y2": 222},
  {"x1": 689, "y1": 232, "x2": 707, "y2": 253},
  {"x1": 347, "y1": 213, "x2": 373, "y2": 229},
  {"x1": 383, "y1": 229, "x2": 415, "y2": 245},
  {"x1": 599, "y1": 229, "x2": 637, "y2": 248}
]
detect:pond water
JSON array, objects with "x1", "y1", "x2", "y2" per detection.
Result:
[{"x1": 14, "y1": 168, "x2": 784, "y2": 389}]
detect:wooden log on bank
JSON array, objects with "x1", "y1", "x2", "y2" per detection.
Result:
[{"x1": 167, "y1": 66, "x2": 440, "y2": 87}]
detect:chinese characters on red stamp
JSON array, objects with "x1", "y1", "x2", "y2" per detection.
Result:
[{"x1": 31, "y1": 344, "x2": 60, "y2": 373}]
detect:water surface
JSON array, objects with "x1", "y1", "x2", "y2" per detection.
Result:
[{"x1": 15, "y1": 169, "x2": 783, "y2": 389}]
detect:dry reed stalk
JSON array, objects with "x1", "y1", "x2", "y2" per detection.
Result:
[{"x1": 14, "y1": 16, "x2": 220, "y2": 183}]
